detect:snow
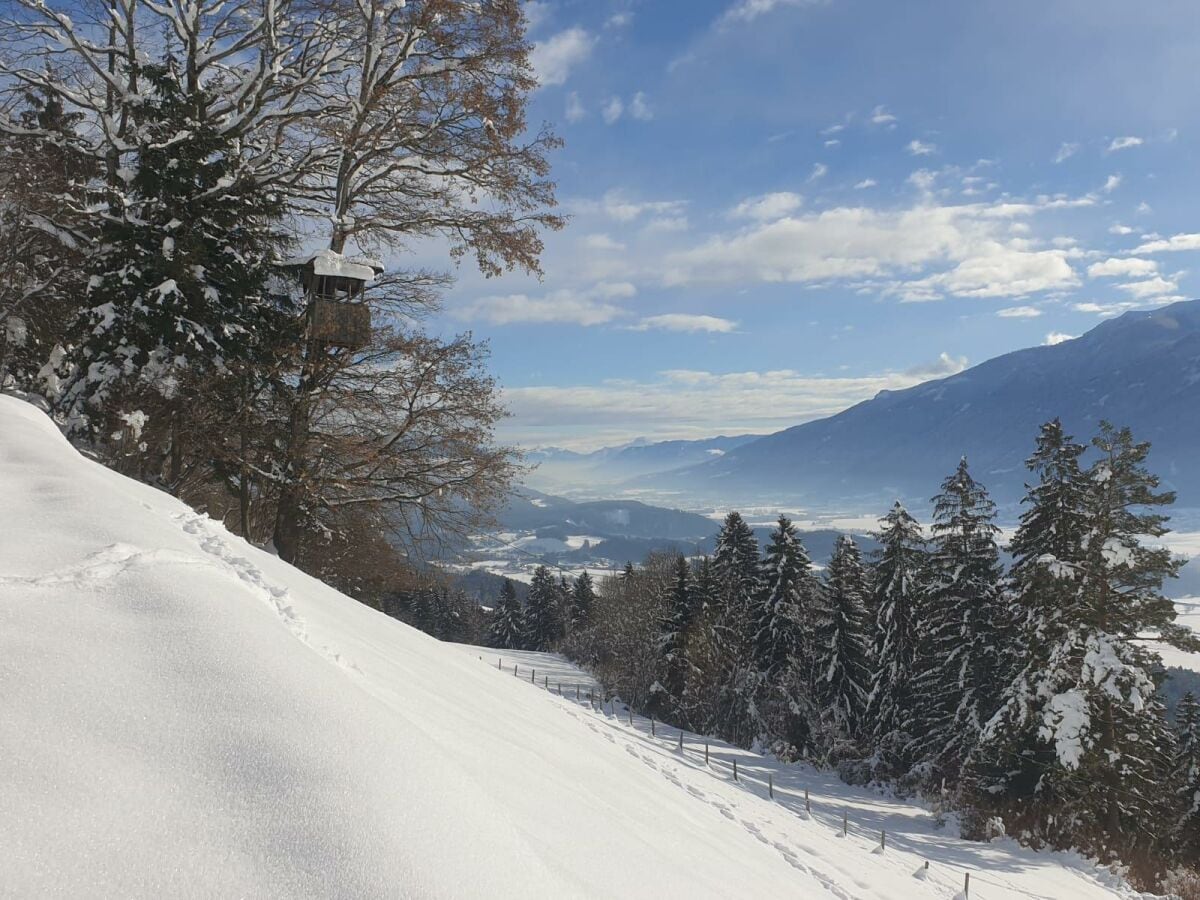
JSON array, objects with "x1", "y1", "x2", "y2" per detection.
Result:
[
  {"x1": 0, "y1": 395, "x2": 1153, "y2": 898},
  {"x1": 283, "y1": 249, "x2": 384, "y2": 282}
]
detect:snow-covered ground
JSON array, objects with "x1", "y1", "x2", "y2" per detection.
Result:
[
  {"x1": 1164, "y1": 598, "x2": 1200, "y2": 673},
  {"x1": 0, "y1": 395, "x2": 1158, "y2": 898}
]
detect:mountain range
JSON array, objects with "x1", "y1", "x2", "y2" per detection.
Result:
[{"x1": 551, "y1": 300, "x2": 1200, "y2": 515}]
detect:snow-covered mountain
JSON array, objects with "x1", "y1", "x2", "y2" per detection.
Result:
[
  {"x1": 0, "y1": 394, "x2": 1152, "y2": 897},
  {"x1": 637, "y1": 300, "x2": 1200, "y2": 513}
]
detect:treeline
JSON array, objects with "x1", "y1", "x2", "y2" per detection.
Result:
[
  {"x1": 0, "y1": 0, "x2": 558, "y2": 585},
  {"x1": 495, "y1": 420, "x2": 1199, "y2": 890}
]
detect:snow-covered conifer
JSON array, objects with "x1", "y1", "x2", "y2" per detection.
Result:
[
  {"x1": 815, "y1": 535, "x2": 872, "y2": 746},
  {"x1": 489, "y1": 579, "x2": 524, "y2": 650}
]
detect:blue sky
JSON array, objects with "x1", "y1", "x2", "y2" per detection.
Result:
[{"x1": 423, "y1": 0, "x2": 1200, "y2": 450}]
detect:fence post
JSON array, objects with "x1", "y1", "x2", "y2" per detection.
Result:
[
  {"x1": 964, "y1": 872, "x2": 969, "y2": 898},
  {"x1": 705, "y1": 742, "x2": 709, "y2": 765},
  {"x1": 842, "y1": 810, "x2": 848, "y2": 837},
  {"x1": 651, "y1": 717, "x2": 656, "y2": 737},
  {"x1": 768, "y1": 774, "x2": 774, "y2": 799},
  {"x1": 497, "y1": 657, "x2": 502, "y2": 670},
  {"x1": 576, "y1": 684, "x2": 580, "y2": 701},
  {"x1": 880, "y1": 830, "x2": 885, "y2": 851},
  {"x1": 531, "y1": 668, "x2": 535, "y2": 684},
  {"x1": 628, "y1": 707, "x2": 633, "y2": 726},
  {"x1": 678, "y1": 730, "x2": 684, "y2": 752},
  {"x1": 732, "y1": 759, "x2": 738, "y2": 781},
  {"x1": 513, "y1": 664, "x2": 518, "y2": 677}
]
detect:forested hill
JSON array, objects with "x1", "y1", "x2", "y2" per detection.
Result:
[{"x1": 637, "y1": 300, "x2": 1200, "y2": 511}]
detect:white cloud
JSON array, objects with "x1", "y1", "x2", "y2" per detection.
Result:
[
  {"x1": 824, "y1": 139, "x2": 841, "y2": 148},
  {"x1": 631, "y1": 314, "x2": 739, "y2": 333},
  {"x1": 643, "y1": 215, "x2": 690, "y2": 234},
  {"x1": 1102, "y1": 174, "x2": 1121, "y2": 193},
  {"x1": 870, "y1": 105, "x2": 897, "y2": 126},
  {"x1": 821, "y1": 123, "x2": 846, "y2": 136},
  {"x1": 524, "y1": 1, "x2": 552, "y2": 33},
  {"x1": 501, "y1": 357, "x2": 970, "y2": 447},
  {"x1": 602, "y1": 96, "x2": 624, "y2": 124},
  {"x1": 582, "y1": 233, "x2": 626, "y2": 252},
  {"x1": 1073, "y1": 300, "x2": 1155, "y2": 317},
  {"x1": 1109, "y1": 223, "x2": 1134, "y2": 235},
  {"x1": 907, "y1": 139, "x2": 937, "y2": 156},
  {"x1": 854, "y1": 178, "x2": 877, "y2": 189},
  {"x1": 455, "y1": 282, "x2": 635, "y2": 326},
  {"x1": 808, "y1": 163, "x2": 828, "y2": 182},
  {"x1": 1044, "y1": 332, "x2": 1076, "y2": 345},
  {"x1": 1136, "y1": 201, "x2": 1153, "y2": 215},
  {"x1": 720, "y1": 0, "x2": 825, "y2": 25},
  {"x1": 565, "y1": 91, "x2": 585, "y2": 122},
  {"x1": 600, "y1": 189, "x2": 687, "y2": 222},
  {"x1": 662, "y1": 197, "x2": 1090, "y2": 300},
  {"x1": 629, "y1": 92, "x2": 654, "y2": 121},
  {"x1": 1133, "y1": 233, "x2": 1200, "y2": 253},
  {"x1": 908, "y1": 169, "x2": 936, "y2": 191},
  {"x1": 731, "y1": 191, "x2": 803, "y2": 221},
  {"x1": 1054, "y1": 142, "x2": 1080, "y2": 164},
  {"x1": 1087, "y1": 257, "x2": 1158, "y2": 278},
  {"x1": 997, "y1": 305, "x2": 1042, "y2": 318},
  {"x1": 1116, "y1": 276, "x2": 1178, "y2": 299},
  {"x1": 1107, "y1": 135, "x2": 1144, "y2": 153},
  {"x1": 530, "y1": 27, "x2": 594, "y2": 87},
  {"x1": 605, "y1": 11, "x2": 632, "y2": 28}
]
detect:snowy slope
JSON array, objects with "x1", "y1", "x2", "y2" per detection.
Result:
[{"x1": 0, "y1": 396, "x2": 1151, "y2": 898}]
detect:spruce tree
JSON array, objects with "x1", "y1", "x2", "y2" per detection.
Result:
[
  {"x1": 1176, "y1": 692, "x2": 1200, "y2": 856},
  {"x1": 652, "y1": 554, "x2": 697, "y2": 723},
  {"x1": 523, "y1": 565, "x2": 563, "y2": 651},
  {"x1": 58, "y1": 61, "x2": 291, "y2": 441},
  {"x1": 489, "y1": 579, "x2": 524, "y2": 650},
  {"x1": 755, "y1": 516, "x2": 818, "y2": 754},
  {"x1": 910, "y1": 458, "x2": 1005, "y2": 787},
  {"x1": 968, "y1": 422, "x2": 1196, "y2": 867},
  {"x1": 815, "y1": 535, "x2": 872, "y2": 747},
  {"x1": 865, "y1": 501, "x2": 926, "y2": 778},
  {"x1": 570, "y1": 571, "x2": 596, "y2": 632},
  {"x1": 710, "y1": 511, "x2": 764, "y2": 746}
]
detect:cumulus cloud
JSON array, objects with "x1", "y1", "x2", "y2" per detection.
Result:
[
  {"x1": 1054, "y1": 142, "x2": 1080, "y2": 164},
  {"x1": 870, "y1": 105, "x2": 897, "y2": 126},
  {"x1": 662, "y1": 197, "x2": 1088, "y2": 300},
  {"x1": 1044, "y1": 332, "x2": 1076, "y2": 345},
  {"x1": 631, "y1": 314, "x2": 739, "y2": 333},
  {"x1": 629, "y1": 92, "x2": 654, "y2": 121},
  {"x1": 598, "y1": 190, "x2": 687, "y2": 222},
  {"x1": 565, "y1": 91, "x2": 585, "y2": 122},
  {"x1": 1109, "y1": 224, "x2": 1134, "y2": 235},
  {"x1": 731, "y1": 191, "x2": 803, "y2": 221},
  {"x1": 1133, "y1": 233, "x2": 1200, "y2": 253},
  {"x1": 582, "y1": 233, "x2": 626, "y2": 251},
  {"x1": 1102, "y1": 174, "x2": 1121, "y2": 193},
  {"x1": 997, "y1": 305, "x2": 1043, "y2": 318},
  {"x1": 1107, "y1": 135, "x2": 1144, "y2": 153},
  {"x1": 1086, "y1": 257, "x2": 1158, "y2": 278},
  {"x1": 530, "y1": 27, "x2": 594, "y2": 87},
  {"x1": 455, "y1": 282, "x2": 635, "y2": 326},
  {"x1": 1116, "y1": 276, "x2": 1179, "y2": 299},
  {"x1": 1073, "y1": 300, "x2": 1156, "y2": 317},
  {"x1": 808, "y1": 163, "x2": 829, "y2": 182},
  {"x1": 720, "y1": 0, "x2": 825, "y2": 25},
  {"x1": 907, "y1": 139, "x2": 937, "y2": 156},
  {"x1": 602, "y1": 96, "x2": 624, "y2": 124},
  {"x1": 904, "y1": 352, "x2": 968, "y2": 380},
  {"x1": 854, "y1": 178, "x2": 877, "y2": 189}
]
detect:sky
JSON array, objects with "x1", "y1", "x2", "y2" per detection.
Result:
[{"x1": 421, "y1": 0, "x2": 1200, "y2": 451}]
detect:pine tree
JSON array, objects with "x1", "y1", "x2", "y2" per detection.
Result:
[
  {"x1": 570, "y1": 571, "x2": 596, "y2": 632},
  {"x1": 710, "y1": 511, "x2": 764, "y2": 746},
  {"x1": 865, "y1": 501, "x2": 926, "y2": 778},
  {"x1": 909, "y1": 459, "x2": 1005, "y2": 787},
  {"x1": 489, "y1": 579, "x2": 524, "y2": 650},
  {"x1": 57, "y1": 61, "x2": 291, "y2": 443},
  {"x1": 1176, "y1": 692, "x2": 1200, "y2": 855},
  {"x1": 815, "y1": 535, "x2": 872, "y2": 747},
  {"x1": 968, "y1": 422, "x2": 1196, "y2": 867},
  {"x1": 523, "y1": 565, "x2": 563, "y2": 651},
  {"x1": 754, "y1": 516, "x2": 818, "y2": 754}
]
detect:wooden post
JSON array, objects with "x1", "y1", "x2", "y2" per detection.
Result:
[
  {"x1": 497, "y1": 657, "x2": 502, "y2": 670},
  {"x1": 544, "y1": 675, "x2": 548, "y2": 689},
  {"x1": 805, "y1": 788, "x2": 810, "y2": 812},
  {"x1": 576, "y1": 684, "x2": 580, "y2": 701},
  {"x1": 678, "y1": 730, "x2": 684, "y2": 752},
  {"x1": 705, "y1": 742, "x2": 709, "y2": 765},
  {"x1": 531, "y1": 668, "x2": 535, "y2": 684},
  {"x1": 923, "y1": 861, "x2": 929, "y2": 873},
  {"x1": 628, "y1": 707, "x2": 633, "y2": 726},
  {"x1": 842, "y1": 810, "x2": 848, "y2": 837},
  {"x1": 964, "y1": 872, "x2": 969, "y2": 898},
  {"x1": 513, "y1": 664, "x2": 518, "y2": 676},
  {"x1": 768, "y1": 774, "x2": 774, "y2": 799},
  {"x1": 880, "y1": 830, "x2": 885, "y2": 851},
  {"x1": 732, "y1": 760, "x2": 738, "y2": 781},
  {"x1": 651, "y1": 717, "x2": 656, "y2": 737}
]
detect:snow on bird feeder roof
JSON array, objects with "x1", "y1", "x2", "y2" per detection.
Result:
[{"x1": 282, "y1": 249, "x2": 384, "y2": 283}]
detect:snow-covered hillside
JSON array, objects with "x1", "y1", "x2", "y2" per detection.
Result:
[{"x1": 0, "y1": 396, "x2": 1154, "y2": 898}]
